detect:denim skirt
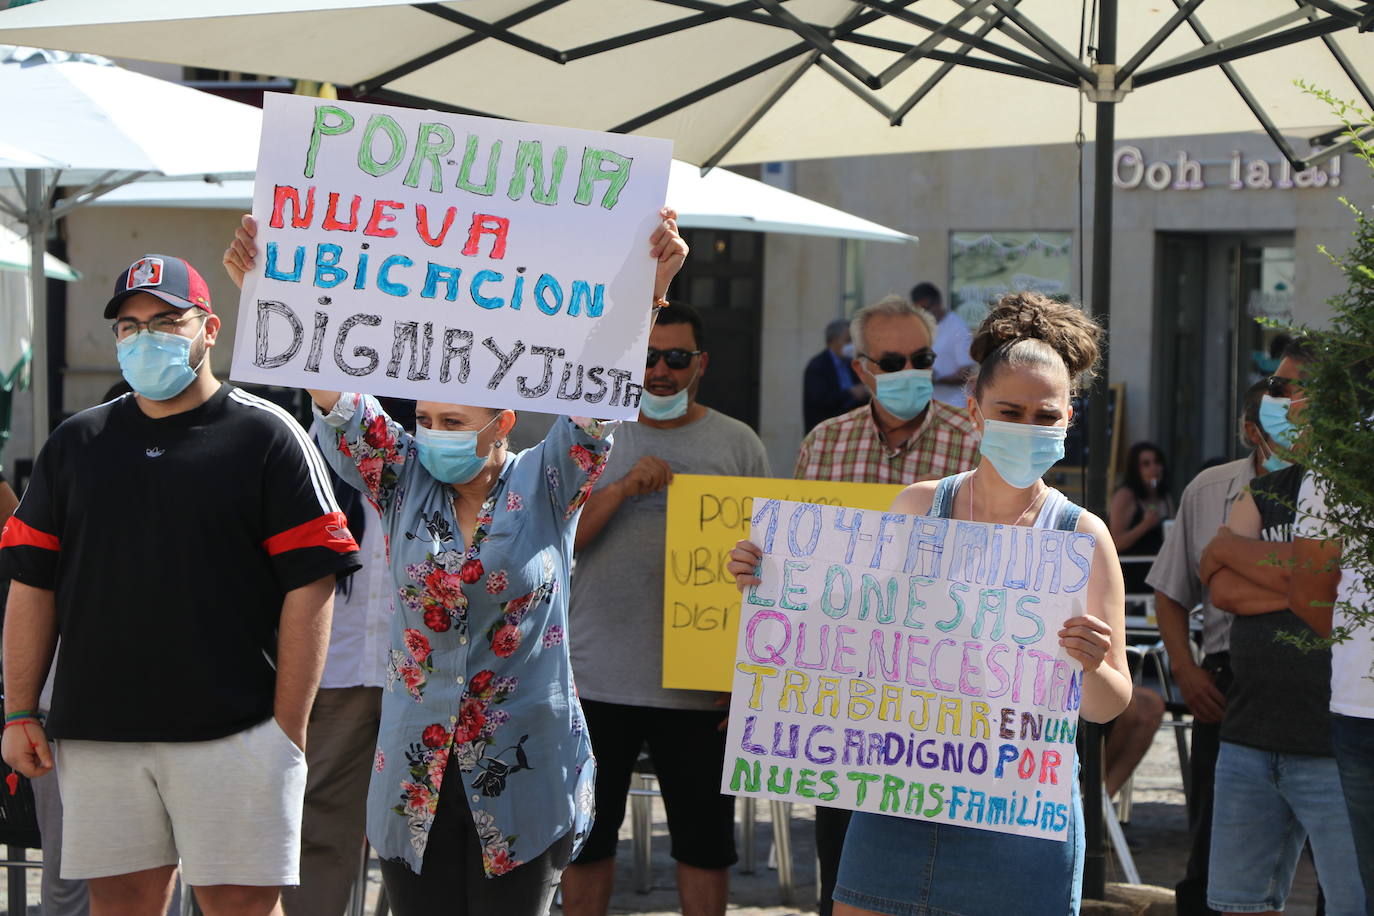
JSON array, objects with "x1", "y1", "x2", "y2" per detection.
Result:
[{"x1": 832, "y1": 782, "x2": 1084, "y2": 916}]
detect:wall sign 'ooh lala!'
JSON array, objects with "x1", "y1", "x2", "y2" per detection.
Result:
[{"x1": 1113, "y1": 145, "x2": 1341, "y2": 192}]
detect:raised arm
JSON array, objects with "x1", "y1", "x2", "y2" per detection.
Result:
[
  {"x1": 311, "y1": 395, "x2": 412, "y2": 516},
  {"x1": 539, "y1": 415, "x2": 617, "y2": 527}
]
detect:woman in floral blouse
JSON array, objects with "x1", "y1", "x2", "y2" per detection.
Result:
[{"x1": 224, "y1": 210, "x2": 688, "y2": 914}]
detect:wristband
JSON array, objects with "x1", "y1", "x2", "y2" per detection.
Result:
[
  {"x1": 3, "y1": 718, "x2": 41, "y2": 731},
  {"x1": 4, "y1": 710, "x2": 38, "y2": 724}
]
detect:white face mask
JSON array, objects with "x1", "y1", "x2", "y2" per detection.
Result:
[
  {"x1": 640, "y1": 366, "x2": 699, "y2": 421},
  {"x1": 840, "y1": 342, "x2": 855, "y2": 359}
]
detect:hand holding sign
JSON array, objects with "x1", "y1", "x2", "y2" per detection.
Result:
[
  {"x1": 649, "y1": 210, "x2": 688, "y2": 302},
  {"x1": 727, "y1": 538, "x2": 764, "y2": 589},
  {"x1": 223, "y1": 213, "x2": 258, "y2": 290}
]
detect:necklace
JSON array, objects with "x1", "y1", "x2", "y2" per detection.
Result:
[{"x1": 968, "y1": 472, "x2": 1046, "y2": 527}]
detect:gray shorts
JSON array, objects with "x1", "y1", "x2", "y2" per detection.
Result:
[{"x1": 55, "y1": 717, "x2": 307, "y2": 886}]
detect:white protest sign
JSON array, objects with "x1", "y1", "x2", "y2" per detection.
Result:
[
  {"x1": 722, "y1": 498, "x2": 1096, "y2": 842},
  {"x1": 230, "y1": 94, "x2": 672, "y2": 420}
]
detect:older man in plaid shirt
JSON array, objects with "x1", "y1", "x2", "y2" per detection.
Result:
[
  {"x1": 796, "y1": 293, "x2": 980, "y2": 915},
  {"x1": 797, "y1": 294, "x2": 979, "y2": 484}
]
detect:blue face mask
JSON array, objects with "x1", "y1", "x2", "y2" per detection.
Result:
[
  {"x1": 1261, "y1": 449, "x2": 1290, "y2": 473},
  {"x1": 640, "y1": 368, "x2": 698, "y2": 422},
  {"x1": 640, "y1": 388, "x2": 689, "y2": 421},
  {"x1": 116, "y1": 326, "x2": 205, "y2": 401},
  {"x1": 873, "y1": 369, "x2": 933, "y2": 421},
  {"x1": 978, "y1": 418, "x2": 1067, "y2": 489},
  {"x1": 1259, "y1": 395, "x2": 1298, "y2": 449},
  {"x1": 415, "y1": 415, "x2": 500, "y2": 485}
]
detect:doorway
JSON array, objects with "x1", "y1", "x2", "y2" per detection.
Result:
[
  {"x1": 667, "y1": 228, "x2": 764, "y2": 430},
  {"x1": 1152, "y1": 232, "x2": 1295, "y2": 482}
]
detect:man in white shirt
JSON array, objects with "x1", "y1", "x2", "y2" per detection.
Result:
[
  {"x1": 1290, "y1": 470, "x2": 1374, "y2": 911},
  {"x1": 910, "y1": 282, "x2": 973, "y2": 408}
]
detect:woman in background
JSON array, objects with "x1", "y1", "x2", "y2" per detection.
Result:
[{"x1": 1110, "y1": 441, "x2": 1174, "y2": 598}]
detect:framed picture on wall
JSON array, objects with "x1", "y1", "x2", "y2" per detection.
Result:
[{"x1": 949, "y1": 231, "x2": 1074, "y2": 327}]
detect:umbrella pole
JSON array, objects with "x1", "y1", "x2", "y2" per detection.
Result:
[
  {"x1": 25, "y1": 169, "x2": 50, "y2": 444},
  {"x1": 1083, "y1": 0, "x2": 1118, "y2": 902}
]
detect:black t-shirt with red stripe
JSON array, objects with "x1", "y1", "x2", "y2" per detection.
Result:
[{"x1": 0, "y1": 384, "x2": 360, "y2": 741}]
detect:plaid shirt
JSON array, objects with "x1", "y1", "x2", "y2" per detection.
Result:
[{"x1": 794, "y1": 401, "x2": 980, "y2": 484}]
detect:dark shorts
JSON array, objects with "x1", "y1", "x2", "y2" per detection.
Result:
[{"x1": 573, "y1": 699, "x2": 737, "y2": 869}]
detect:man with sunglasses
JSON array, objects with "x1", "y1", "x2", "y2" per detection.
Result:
[
  {"x1": 564, "y1": 301, "x2": 769, "y2": 916},
  {"x1": 1147, "y1": 378, "x2": 1286, "y2": 915},
  {"x1": 1195, "y1": 339, "x2": 1365, "y2": 915},
  {"x1": 1, "y1": 255, "x2": 360, "y2": 915},
  {"x1": 794, "y1": 293, "x2": 980, "y2": 915},
  {"x1": 796, "y1": 294, "x2": 979, "y2": 486}
]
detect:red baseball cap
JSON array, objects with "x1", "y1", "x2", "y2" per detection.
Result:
[{"x1": 104, "y1": 255, "x2": 213, "y2": 319}]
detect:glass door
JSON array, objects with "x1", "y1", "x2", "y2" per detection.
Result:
[{"x1": 1153, "y1": 233, "x2": 1210, "y2": 484}]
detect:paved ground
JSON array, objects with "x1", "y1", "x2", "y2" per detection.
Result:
[
  {"x1": 556, "y1": 726, "x2": 1321, "y2": 916},
  {"x1": 4, "y1": 729, "x2": 1320, "y2": 914}
]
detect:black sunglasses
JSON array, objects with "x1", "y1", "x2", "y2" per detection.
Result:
[
  {"x1": 646, "y1": 347, "x2": 701, "y2": 370},
  {"x1": 860, "y1": 348, "x2": 937, "y2": 374},
  {"x1": 1266, "y1": 375, "x2": 1297, "y2": 398}
]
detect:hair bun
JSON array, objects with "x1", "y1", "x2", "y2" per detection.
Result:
[{"x1": 969, "y1": 292, "x2": 1102, "y2": 384}]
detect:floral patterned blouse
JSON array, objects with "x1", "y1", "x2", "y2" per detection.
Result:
[{"x1": 315, "y1": 393, "x2": 612, "y2": 877}]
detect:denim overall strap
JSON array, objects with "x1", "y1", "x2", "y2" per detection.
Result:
[
  {"x1": 930, "y1": 472, "x2": 970, "y2": 519},
  {"x1": 1055, "y1": 500, "x2": 1084, "y2": 532}
]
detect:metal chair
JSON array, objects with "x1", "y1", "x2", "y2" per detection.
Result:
[
  {"x1": 2, "y1": 846, "x2": 41, "y2": 916},
  {"x1": 627, "y1": 769, "x2": 658, "y2": 893},
  {"x1": 1115, "y1": 596, "x2": 1201, "y2": 822},
  {"x1": 628, "y1": 768, "x2": 797, "y2": 903}
]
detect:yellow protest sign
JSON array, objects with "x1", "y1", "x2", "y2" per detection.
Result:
[{"x1": 662, "y1": 474, "x2": 904, "y2": 691}]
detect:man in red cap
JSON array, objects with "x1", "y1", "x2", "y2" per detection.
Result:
[{"x1": 0, "y1": 254, "x2": 361, "y2": 915}]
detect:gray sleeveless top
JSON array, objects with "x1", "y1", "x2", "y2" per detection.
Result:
[{"x1": 929, "y1": 470, "x2": 1084, "y2": 532}]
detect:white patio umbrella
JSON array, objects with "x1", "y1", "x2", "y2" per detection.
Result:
[
  {"x1": 89, "y1": 162, "x2": 919, "y2": 243},
  {"x1": 0, "y1": 0, "x2": 1368, "y2": 168},
  {"x1": 0, "y1": 45, "x2": 260, "y2": 439},
  {"x1": 0, "y1": 140, "x2": 63, "y2": 170}
]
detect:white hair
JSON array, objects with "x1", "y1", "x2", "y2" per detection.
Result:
[{"x1": 850, "y1": 294, "x2": 937, "y2": 357}]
